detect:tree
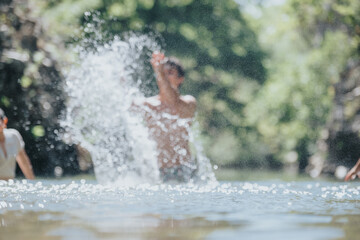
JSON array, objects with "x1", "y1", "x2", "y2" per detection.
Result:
[
  {"x1": 288, "y1": 0, "x2": 360, "y2": 172},
  {"x1": 242, "y1": 0, "x2": 359, "y2": 175},
  {"x1": 35, "y1": 0, "x2": 267, "y2": 168},
  {"x1": 0, "y1": 0, "x2": 79, "y2": 177}
]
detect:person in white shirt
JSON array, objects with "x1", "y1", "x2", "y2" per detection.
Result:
[{"x1": 0, "y1": 108, "x2": 35, "y2": 180}]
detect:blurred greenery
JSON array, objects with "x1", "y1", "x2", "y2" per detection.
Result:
[
  {"x1": 242, "y1": 0, "x2": 359, "y2": 171},
  {"x1": 1, "y1": 0, "x2": 359, "y2": 177},
  {"x1": 30, "y1": 0, "x2": 268, "y2": 169},
  {"x1": 214, "y1": 168, "x2": 315, "y2": 182},
  {"x1": 0, "y1": 0, "x2": 79, "y2": 177}
]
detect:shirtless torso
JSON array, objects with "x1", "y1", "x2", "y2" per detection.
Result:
[
  {"x1": 143, "y1": 95, "x2": 194, "y2": 169},
  {"x1": 134, "y1": 52, "x2": 197, "y2": 180}
]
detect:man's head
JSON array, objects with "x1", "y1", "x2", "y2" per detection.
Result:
[
  {"x1": 0, "y1": 108, "x2": 5, "y2": 119},
  {"x1": 163, "y1": 57, "x2": 185, "y2": 89},
  {"x1": 0, "y1": 108, "x2": 8, "y2": 131}
]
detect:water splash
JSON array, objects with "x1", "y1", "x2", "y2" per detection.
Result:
[
  {"x1": 189, "y1": 121, "x2": 216, "y2": 183},
  {"x1": 62, "y1": 34, "x2": 160, "y2": 184},
  {"x1": 61, "y1": 33, "x2": 216, "y2": 185}
]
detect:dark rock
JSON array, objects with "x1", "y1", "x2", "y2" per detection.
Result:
[{"x1": 21, "y1": 35, "x2": 37, "y2": 52}]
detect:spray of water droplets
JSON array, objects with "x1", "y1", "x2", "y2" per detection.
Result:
[{"x1": 61, "y1": 29, "x2": 216, "y2": 185}]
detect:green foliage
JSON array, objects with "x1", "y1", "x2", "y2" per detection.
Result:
[
  {"x1": 31, "y1": 0, "x2": 102, "y2": 38},
  {"x1": 288, "y1": 0, "x2": 360, "y2": 56},
  {"x1": 242, "y1": 0, "x2": 358, "y2": 170},
  {"x1": 0, "y1": 1, "x2": 81, "y2": 177},
  {"x1": 26, "y1": 0, "x2": 360, "y2": 171},
  {"x1": 37, "y1": 0, "x2": 267, "y2": 167}
]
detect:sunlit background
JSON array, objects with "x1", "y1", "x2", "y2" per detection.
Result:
[{"x1": 1, "y1": 0, "x2": 359, "y2": 180}]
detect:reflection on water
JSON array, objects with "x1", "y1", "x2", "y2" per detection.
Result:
[
  {"x1": 0, "y1": 180, "x2": 359, "y2": 239},
  {"x1": 0, "y1": 211, "x2": 64, "y2": 240}
]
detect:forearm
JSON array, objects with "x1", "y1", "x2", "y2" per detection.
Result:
[
  {"x1": 156, "y1": 71, "x2": 179, "y2": 105},
  {"x1": 354, "y1": 158, "x2": 360, "y2": 172},
  {"x1": 16, "y1": 150, "x2": 35, "y2": 179},
  {"x1": 151, "y1": 52, "x2": 180, "y2": 105},
  {"x1": 345, "y1": 158, "x2": 360, "y2": 181}
]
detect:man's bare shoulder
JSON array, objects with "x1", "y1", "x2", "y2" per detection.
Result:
[
  {"x1": 179, "y1": 95, "x2": 196, "y2": 118},
  {"x1": 180, "y1": 95, "x2": 197, "y2": 110},
  {"x1": 132, "y1": 96, "x2": 158, "y2": 107},
  {"x1": 180, "y1": 95, "x2": 196, "y2": 104},
  {"x1": 144, "y1": 96, "x2": 161, "y2": 107}
]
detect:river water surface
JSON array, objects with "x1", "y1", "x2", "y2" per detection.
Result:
[
  {"x1": 3, "y1": 31, "x2": 358, "y2": 240},
  {"x1": 0, "y1": 179, "x2": 359, "y2": 240}
]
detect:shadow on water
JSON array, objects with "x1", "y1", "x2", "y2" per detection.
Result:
[
  {"x1": 1, "y1": 205, "x2": 360, "y2": 239},
  {"x1": 0, "y1": 210, "x2": 239, "y2": 240},
  {"x1": 0, "y1": 211, "x2": 64, "y2": 240}
]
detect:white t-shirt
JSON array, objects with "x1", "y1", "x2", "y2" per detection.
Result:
[{"x1": 0, "y1": 129, "x2": 25, "y2": 179}]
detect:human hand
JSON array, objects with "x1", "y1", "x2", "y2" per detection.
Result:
[
  {"x1": 344, "y1": 159, "x2": 360, "y2": 181},
  {"x1": 151, "y1": 51, "x2": 165, "y2": 70},
  {"x1": 344, "y1": 169, "x2": 358, "y2": 181}
]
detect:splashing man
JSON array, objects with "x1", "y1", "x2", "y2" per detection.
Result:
[{"x1": 134, "y1": 52, "x2": 197, "y2": 182}]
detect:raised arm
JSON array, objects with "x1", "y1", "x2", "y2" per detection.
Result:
[
  {"x1": 16, "y1": 149, "x2": 35, "y2": 180},
  {"x1": 344, "y1": 158, "x2": 360, "y2": 181},
  {"x1": 151, "y1": 52, "x2": 179, "y2": 105},
  {"x1": 151, "y1": 52, "x2": 196, "y2": 118}
]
